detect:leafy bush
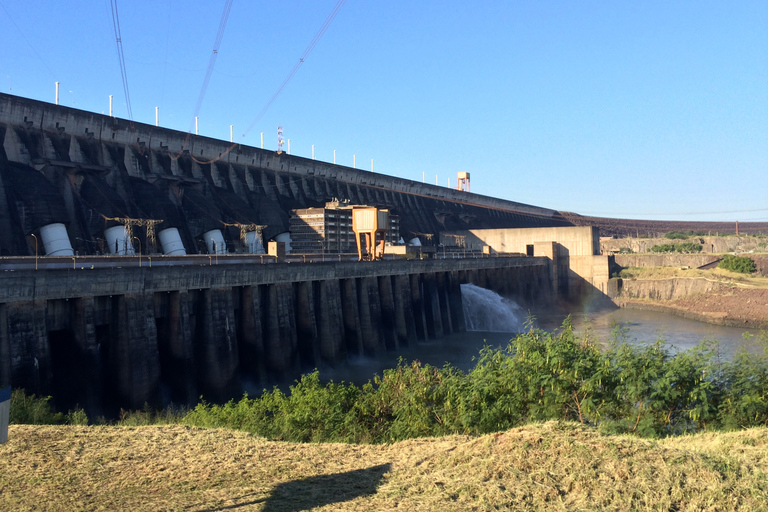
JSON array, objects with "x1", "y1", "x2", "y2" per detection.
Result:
[
  {"x1": 179, "y1": 319, "x2": 768, "y2": 441},
  {"x1": 651, "y1": 243, "x2": 702, "y2": 253},
  {"x1": 718, "y1": 255, "x2": 756, "y2": 274},
  {"x1": 665, "y1": 230, "x2": 707, "y2": 239},
  {"x1": 9, "y1": 389, "x2": 64, "y2": 425}
]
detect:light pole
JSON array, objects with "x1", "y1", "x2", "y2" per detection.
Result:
[
  {"x1": 30, "y1": 233, "x2": 38, "y2": 270},
  {"x1": 133, "y1": 237, "x2": 141, "y2": 267}
]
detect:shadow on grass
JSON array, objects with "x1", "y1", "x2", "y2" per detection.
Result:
[{"x1": 257, "y1": 463, "x2": 392, "y2": 512}]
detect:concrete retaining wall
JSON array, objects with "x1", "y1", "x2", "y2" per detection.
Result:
[{"x1": 616, "y1": 277, "x2": 726, "y2": 301}]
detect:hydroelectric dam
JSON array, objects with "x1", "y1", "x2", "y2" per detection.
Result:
[{"x1": 0, "y1": 93, "x2": 602, "y2": 414}]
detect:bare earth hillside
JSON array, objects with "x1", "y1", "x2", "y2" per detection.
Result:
[{"x1": 2, "y1": 423, "x2": 767, "y2": 511}]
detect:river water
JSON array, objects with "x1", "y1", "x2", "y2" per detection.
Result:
[{"x1": 320, "y1": 284, "x2": 764, "y2": 385}]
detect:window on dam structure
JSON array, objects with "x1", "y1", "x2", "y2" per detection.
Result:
[{"x1": 526, "y1": 244, "x2": 534, "y2": 257}]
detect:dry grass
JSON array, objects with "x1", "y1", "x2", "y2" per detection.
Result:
[{"x1": 2, "y1": 422, "x2": 768, "y2": 511}]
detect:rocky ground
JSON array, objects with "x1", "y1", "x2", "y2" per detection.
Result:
[
  {"x1": 620, "y1": 286, "x2": 768, "y2": 330},
  {"x1": 668, "y1": 288, "x2": 768, "y2": 328}
]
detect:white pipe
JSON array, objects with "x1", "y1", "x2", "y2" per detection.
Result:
[
  {"x1": 353, "y1": 155, "x2": 356, "y2": 168},
  {"x1": 109, "y1": 95, "x2": 113, "y2": 117},
  {"x1": 203, "y1": 229, "x2": 226, "y2": 254},
  {"x1": 260, "y1": 132, "x2": 264, "y2": 148},
  {"x1": 104, "y1": 225, "x2": 134, "y2": 256},
  {"x1": 155, "y1": 107, "x2": 159, "y2": 126},
  {"x1": 195, "y1": 117, "x2": 199, "y2": 135},
  {"x1": 312, "y1": 145, "x2": 315, "y2": 160},
  {"x1": 40, "y1": 223, "x2": 74, "y2": 256},
  {"x1": 230, "y1": 125, "x2": 233, "y2": 142},
  {"x1": 371, "y1": 159, "x2": 374, "y2": 172},
  {"x1": 55, "y1": 82, "x2": 59, "y2": 105},
  {"x1": 158, "y1": 227, "x2": 186, "y2": 255},
  {"x1": 287, "y1": 139, "x2": 291, "y2": 154},
  {"x1": 334, "y1": 150, "x2": 336, "y2": 164}
]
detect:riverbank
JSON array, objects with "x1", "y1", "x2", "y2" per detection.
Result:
[
  {"x1": 2, "y1": 422, "x2": 767, "y2": 511},
  {"x1": 614, "y1": 266, "x2": 768, "y2": 329}
]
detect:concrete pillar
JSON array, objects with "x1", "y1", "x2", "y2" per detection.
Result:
[
  {"x1": 263, "y1": 283, "x2": 298, "y2": 375},
  {"x1": 446, "y1": 272, "x2": 466, "y2": 334},
  {"x1": 192, "y1": 289, "x2": 240, "y2": 402},
  {"x1": 436, "y1": 272, "x2": 453, "y2": 336},
  {"x1": 341, "y1": 278, "x2": 364, "y2": 356},
  {"x1": 109, "y1": 294, "x2": 161, "y2": 410},
  {"x1": 317, "y1": 279, "x2": 346, "y2": 363},
  {"x1": 357, "y1": 277, "x2": 383, "y2": 355},
  {"x1": 70, "y1": 297, "x2": 103, "y2": 414},
  {"x1": 392, "y1": 274, "x2": 417, "y2": 346},
  {"x1": 295, "y1": 281, "x2": 320, "y2": 368},
  {"x1": 422, "y1": 273, "x2": 443, "y2": 339},
  {"x1": 238, "y1": 285, "x2": 265, "y2": 385},
  {"x1": 162, "y1": 291, "x2": 197, "y2": 404},
  {"x1": 7, "y1": 301, "x2": 48, "y2": 394},
  {"x1": 0, "y1": 304, "x2": 9, "y2": 387},
  {"x1": 409, "y1": 273, "x2": 428, "y2": 341},
  {"x1": 377, "y1": 275, "x2": 398, "y2": 350}
]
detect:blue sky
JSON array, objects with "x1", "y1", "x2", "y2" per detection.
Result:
[{"x1": 2, "y1": 1, "x2": 766, "y2": 221}]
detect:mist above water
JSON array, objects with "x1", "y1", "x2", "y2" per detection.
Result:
[{"x1": 460, "y1": 283, "x2": 525, "y2": 333}]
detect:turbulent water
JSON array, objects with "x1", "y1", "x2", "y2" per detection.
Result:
[{"x1": 460, "y1": 283, "x2": 525, "y2": 332}]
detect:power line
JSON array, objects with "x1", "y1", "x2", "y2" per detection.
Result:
[
  {"x1": 0, "y1": 1, "x2": 56, "y2": 78},
  {"x1": 242, "y1": 0, "x2": 348, "y2": 138},
  {"x1": 109, "y1": 0, "x2": 133, "y2": 120},
  {"x1": 190, "y1": 0, "x2": 234, "y2": 129}
]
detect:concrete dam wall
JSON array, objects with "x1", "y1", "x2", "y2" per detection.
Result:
[
  {"x1": 0, "y1": 257, "x2": 551, "y2": 415},
  {"x1": 0, "y1": 93, "x2": 571, "y2": 258}
]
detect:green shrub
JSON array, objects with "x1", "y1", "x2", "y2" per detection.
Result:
[
  {"x1": 665, "y1": 230, "x2": 706, "y2": 239},
  {"x1": 9, "y1": 389, "x2": 64, "y2": 425},
  {"x1": 651, "y1": 243, "x2": 702, "y2": 253},
  {"x1": 718, "y1": 255, "x2": 756, "y2": 274}
]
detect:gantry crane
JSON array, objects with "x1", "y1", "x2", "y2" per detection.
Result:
[{"x1": 103, "y1": 216, "x2": 164, "y2": 253}]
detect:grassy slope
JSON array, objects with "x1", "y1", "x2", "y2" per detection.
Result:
[{"x1": 2, "y1": 422, "x2": 767, "y2": 511}]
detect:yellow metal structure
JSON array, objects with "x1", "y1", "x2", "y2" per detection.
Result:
[{"x1": 351, "y1": 207, "x2": 389, "y2": 261}]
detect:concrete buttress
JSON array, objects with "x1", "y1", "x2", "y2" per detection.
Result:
[
  {"x1": 317, "y1": 279, "x2": 346, "y2": 364},
  {"x1": 109, "y1": 294, "x2": 160, "y2": 410},
  {"x1": 193, "y1": 289, "x2": 240, "y2": 402},
  {"x1": 377, "y1": 275, "x2": 398, "y2": 351},
  {"x1": 296, "y1": 281, "x2": 320, "y2": 368},
  {"x1": 409, "y1": 273, "x2": 428, "y2": 341},
  {"x1": 357, "y1": 276, "x2": 384, "y2": 355},
  {"x1": 341, "y1": 278, "x2": 363, "y2": 356},
  {"x1": 392, "y1": 274, "x2": 417, "y2": 346}
]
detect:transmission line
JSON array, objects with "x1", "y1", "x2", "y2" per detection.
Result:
[
  {"x1": 190, "y1": 0, "x2": 234, "y2": 130},
  {"x1": 242, "y1": 0, "x2": 348, "y2": 137},
  {"x1": 109, "y1": 0, "x2": 133, "y2": 120}
]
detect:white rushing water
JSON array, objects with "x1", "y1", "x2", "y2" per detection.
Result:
[{"x1": 460, "y1": 283, "x2": 525, "y2": 333}]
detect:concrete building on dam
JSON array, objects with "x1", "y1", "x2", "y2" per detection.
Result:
[{"x1": 0, "y1": 93, "x2": 612, "y2": 416}]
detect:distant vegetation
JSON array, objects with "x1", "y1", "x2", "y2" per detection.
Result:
[
  {"x1": 664, "y1": 230, "x2": 707, "y2": 239},
  {"x1": 11, "y1": 319, "x2": 768, "y2": 443},
  {"x1": 718, "y1": 255, "x2": 757, "y2": 274},
  {"x1": 650, "y1": 243, "x2": 703, "y2": 253}
]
